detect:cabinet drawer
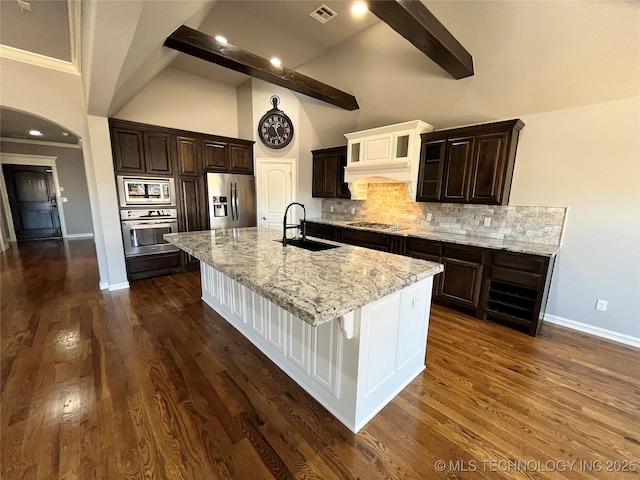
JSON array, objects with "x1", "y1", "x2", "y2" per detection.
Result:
[
  {"x1": 492, "y1": 251, "x2": 546, "y2": 274},
  {"x1": 490, "y1": 266, "x2": 542, "y2": 290},
  {"x1": 341, "y1": 229, "x2": 390, "y2": 251},
  {"x1": 126, "y1": 252, "x2": 181, "y2": 273},
  {"x1": 305, "y1": 222, "x2": 337, "y2": 241},
  {"x1": 442, "y1": 244, "x2": 485, "y2": 263},
  {"x1": 405, "y1": 237, "x2": 442, "y2": 258}
]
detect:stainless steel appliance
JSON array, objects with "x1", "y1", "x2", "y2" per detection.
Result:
[
  {"x1": 207, "y1": 173, "x2": 257, "y2": 229},
  {"x1": 120, "y1": 209, "x2": 179, "y2": 257},
  {"x1": 347, "y1": 222, "x2": 405, "y2": 231},
  {"x1": 117, "y1": 175, "x2": 176, "y2": 207}
]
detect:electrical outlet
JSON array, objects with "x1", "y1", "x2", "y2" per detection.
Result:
[
  {"x1": 426, "y1": 213, "x2": 433, "y2": 221},
  {"x1": 330, "y1": 206, "x2": 334, "y2": 212},
  {"x1": 350, "y1": 207, "x2": 356, "y2": 214},
  {"x1": 595, "y1": 299, "x2": 608, "y2": 312},
  {"x1": 484, "y1": 217, "x2": 491, "y2": 227}
]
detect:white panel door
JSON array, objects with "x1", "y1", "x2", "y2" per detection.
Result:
[{"x1": 256, "y1": 159, "x2": 296, "y2": 231}]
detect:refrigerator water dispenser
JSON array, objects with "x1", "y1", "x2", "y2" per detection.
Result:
[{"x1": 212, "y1": 196, "x2": 228, "y2": 217}]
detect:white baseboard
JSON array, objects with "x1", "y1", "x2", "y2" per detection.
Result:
[
  {"x1": 107, "y1": 282, "x2": 130, "y2": 291},
  {"x1": 544, "y1": 314, "x2": 640, "y2": 349},
  {"x1": 99, "y1": 281, "x2": 109, "y2": 290},
  {"x1": 65, "y1": 233, "x2": 94, "y2": 239}
]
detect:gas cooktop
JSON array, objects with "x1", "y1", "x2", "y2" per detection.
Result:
[{"x1": 347, "y1": 222, "x2": 405, "y2": 231}]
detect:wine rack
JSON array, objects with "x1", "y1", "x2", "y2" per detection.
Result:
[{"x1": 486, "y1": 280, "x2": 537, "y2": 322}]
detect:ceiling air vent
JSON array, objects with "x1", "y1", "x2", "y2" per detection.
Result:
[{"x1": 309, "y1": 4, "x2": 337, "y2": 24}]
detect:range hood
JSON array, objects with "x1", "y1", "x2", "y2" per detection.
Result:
[{"x1": 343, "y1": 120, "x2": 434, "y2": 201}]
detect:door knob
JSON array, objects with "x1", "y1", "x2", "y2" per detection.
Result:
[{"x1": 262, "y1": 216, "x2": 267, "y2": 220}]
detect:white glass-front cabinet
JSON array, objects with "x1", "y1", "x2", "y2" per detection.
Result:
[
  {"x1": 343, "y1": 120, "x2": 435, "y2": 201},
  {"x1": 345, "y1": 122, "x2": 432, "y2": 167}
]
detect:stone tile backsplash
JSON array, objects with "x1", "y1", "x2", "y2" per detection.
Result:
[{"x1": 322, "y1": 183, "x2": 567, "y2": 245}]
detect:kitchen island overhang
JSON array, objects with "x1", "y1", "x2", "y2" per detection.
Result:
[{"x1": 166, "y1": 228, "x2": 443, "y2": 432}]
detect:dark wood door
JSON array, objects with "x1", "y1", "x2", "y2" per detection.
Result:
[
  {"x1": 468, "y1": 132, "x2": 508, "y2": 204},
  {"x1": 439, "y1": 257, "x2": 483, "y2": 308},
  {"x1": 312, "y1": 148, "x2": 346, "y2": 198},
  {"x1": 312, "y1": 155, "x2": 326, "y2": 197},
  {"x1": 229, "y1": 144, "x2": 253, "y2": 174},
  {"x1": 3, "y1": 165, "x2": 62, "y2": 240},
  {"x1": 176, "y1": 136, "x2": 200, "y2": 176},
  {"x1": 178, "y1": 176, "x2": 205, "y2": 270},
  {"x1": 202, "y1": 139, "x2": 228, "y2": 172},
  {"x1": 323, "y1": 154, "x2": 338, "y2": 197},
  {"x1": 112, "y1": 127, "x2": 145, "y2": 173},
  {"x1": 143, "y1": 132, "x2": 173, "y2": 175},
  {"x1": 441, "y1": 137, "x2": 474, "y2": 202}
]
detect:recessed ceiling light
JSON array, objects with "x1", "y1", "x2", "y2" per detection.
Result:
[
  {"x1": 352, "y1": 2, "x2": 368, "y2": 15},
  {"x1": 17, "y1": 0, "x2": 31, "y2": 12},
  {"x1": 61, "y1": 132, "x2": 69, "y2": 136},
  {"x1": 29, "y1": 129, "x2": 43, "y2": 136},
  {"x1": 270, "y1": 57, "x2": 282, "y2": 67},
  {"x1": 214, "y1": 35, "x2": 227, "y2": 44}
]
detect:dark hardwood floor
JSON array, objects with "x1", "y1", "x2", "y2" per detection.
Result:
[{"x1": 2, "y1": 239, "x2": 639, "y2": 479}]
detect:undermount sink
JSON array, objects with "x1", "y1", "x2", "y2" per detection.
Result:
[{"x1": 277, "y1": 238, "x2": 340, "y2": 252}]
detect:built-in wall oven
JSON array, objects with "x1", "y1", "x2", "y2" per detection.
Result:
[{"x1": 120, "y1": 209, "x2": 179, "y2": 257}]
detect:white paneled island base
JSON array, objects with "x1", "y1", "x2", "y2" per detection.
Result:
[{"x1": 200, "y1": 262, "x2": 434, "y2": 433}]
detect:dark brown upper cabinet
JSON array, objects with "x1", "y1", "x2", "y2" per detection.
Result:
[
  {"x1": 416, "y1": 140, "x2": 445, "y2": 202},
  {"x1": 176, "y1": 135, "x2": 200, "y2": 176},
  {"x1": 112, "y1": 125, "x2": 174, "y2": 176},
  {"x1": 417, "y1": 119, "x2": 524, "y2": 205},
  {"x1": 111, "y1": 127, "x2": 145, "y2": 173},
  {"x1": 229, "y1": 143, "x2": 254, "y2": 175},
  {"x1": 143, "y1": 131, "x2": 173, "y2": 175},
  {"x1": 442, "y1": 137, "x2": 474, "y2": 202},
  {"x1": 312, "y1": 146, "x2": 349, "y2": 199},
  {"x1": 202, "y1": 139, "x2": 229, "y2": 172}
]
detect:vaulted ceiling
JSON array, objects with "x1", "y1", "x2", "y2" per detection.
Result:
[{"x1": 1, "y1": 0, "x2": 638, "y2": 141}]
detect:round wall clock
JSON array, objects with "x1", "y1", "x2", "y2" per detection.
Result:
[{"x1": 258, "y1": 96, "x2": 294, "y2": 149}]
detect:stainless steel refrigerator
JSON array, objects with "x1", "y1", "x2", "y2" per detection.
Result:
[{"x1": 206, "y1": 173, "x2": 257, "y2": 229}]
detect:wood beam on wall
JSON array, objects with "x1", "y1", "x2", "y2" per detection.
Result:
[
  {"x1": 369, "y1": 0, "x2": 474, "y2": 80},
  {"x1": 164, "y1": 25, "x2": 359, "y2": 111}
]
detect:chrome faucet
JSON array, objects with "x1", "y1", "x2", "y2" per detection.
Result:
[{"x1": 282, "y1": 202, "x2": 306, "y2": 246}]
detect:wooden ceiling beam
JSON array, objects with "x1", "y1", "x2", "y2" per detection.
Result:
[
  {"x1": 368, "y1": 0, "x2": 474, "y2": 79},
  {"x1": 164, "y1": 25, "x2": 359, "y2": 111}
]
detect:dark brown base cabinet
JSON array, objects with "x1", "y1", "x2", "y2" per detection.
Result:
[
  {"x1": 125, "y1": 252, "x2": 182, "y2": 281},
  {"x1": 109, "y1": 118, "x2": 254, "y2": 280},
  {"x1": 305, "y1": 221, "x2": 555, "y2": 336}
]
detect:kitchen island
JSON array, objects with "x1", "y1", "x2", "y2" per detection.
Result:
[{"x1": 165, "y1": 227, "x2": 443, "y2": 432}]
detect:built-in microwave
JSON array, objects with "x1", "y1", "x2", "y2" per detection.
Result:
[{"x1": 117, "y1": 175, "x2": 176, "y2": 207}]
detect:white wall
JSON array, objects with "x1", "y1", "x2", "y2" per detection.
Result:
[
  {"x1": 114, "y1": 67, "x2": 240, "y2": 138},
  {"x1": 248, "y1": 79, "x2": 321, "y2": 217},
  {"x1": 0, "y1": 57, "x2": 115, "y2": 288},
  {"x1": 512, "y1": 97, "x2": 640, "y2": 338}
]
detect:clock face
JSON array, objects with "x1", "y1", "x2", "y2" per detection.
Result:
[{"x1": 258, "y1": 111, "x2": 294, "y2": 149}]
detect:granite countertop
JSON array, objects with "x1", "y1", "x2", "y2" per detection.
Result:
[
  {"x1": 305, "y1": 218, "x2": 560, "y2": 257},
  {"x1": 165, "y1": 228, "x2": 443, "y2": 327}
]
